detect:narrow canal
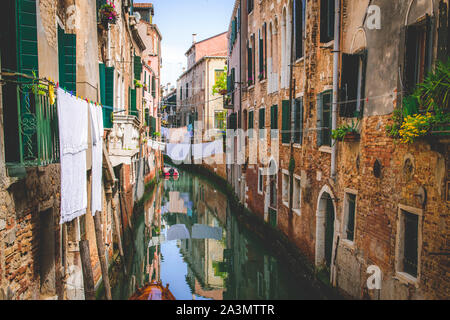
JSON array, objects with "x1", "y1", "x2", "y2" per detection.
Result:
[{"x1": 107, "y1": 168, "x2": 330, "y2": 300}]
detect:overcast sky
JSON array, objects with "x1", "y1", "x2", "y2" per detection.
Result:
[{"x1": 135, "y1": 0, "x2": 234, "y2": 89}]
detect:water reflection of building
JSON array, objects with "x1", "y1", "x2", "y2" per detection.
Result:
[{"x1": 158, "y1": 172, "x2": 320, "y2": 300}]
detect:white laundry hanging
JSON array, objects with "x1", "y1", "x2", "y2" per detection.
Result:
[
  {"x1": 166, "y1": 143, "x2": 190, "y2": 161},
  {"x1": 57, "y1": 88, "x2": 88, "y2": 224},
  {"x1": 89, "y1": 103, "x2": 103, "y2": 216},
  {"x1": 191, "y1": 224, "x2": 223, "y2": 241},
  {"x1": 166, "y1": 224, "x2": 190, "y2": 241}
]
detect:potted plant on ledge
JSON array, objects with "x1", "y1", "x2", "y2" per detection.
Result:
[
  {"x1": 332, "y1": 119, "x2": 360, "y2": 143},
  {"x1": 99, "y1": 2, "x2": 118, "y2": 27}
]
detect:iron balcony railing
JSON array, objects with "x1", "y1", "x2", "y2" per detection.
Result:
[{"x1": 14, "y1": 82, "x2": 60, "y2": 167}]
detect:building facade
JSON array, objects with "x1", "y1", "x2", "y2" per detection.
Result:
[
  {"x1": 225, "y1": 0, "x2": 449, "y2": 299},
  {"x1": 0, "y1": 0, "x2": 163, "y2": 300}
]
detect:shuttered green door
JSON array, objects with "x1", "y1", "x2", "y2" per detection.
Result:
[
  {"x1": 282, "y1": 100, "x2": 290, "y2": 143},
  {"x1": 16, "y1": 0, "x2": 38, "y2": 77},
  {"x1": 99, "y1": 63, "x2": 106, "y2": 105},
  {"x1": 105, "y1": 67, "x2": 114, "y2": 107}
]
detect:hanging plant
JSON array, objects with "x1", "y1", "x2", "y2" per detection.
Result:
[
  {"x1": 134, "y1": 79, "x2": 143, "y2": 88},
  {"x1": 99, "y1": 2, "x2": 118, "y2": 25}
]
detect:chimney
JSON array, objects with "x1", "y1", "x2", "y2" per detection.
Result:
[{"x1": 192, "y1": 33, "x2": 197, "y2": 44}]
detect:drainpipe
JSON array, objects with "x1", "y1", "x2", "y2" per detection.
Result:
[
  {"x1": 331, "y1": 0, "x2": 341, "y2": 181},
  {"x1": 288, "y1": 4, "x2": 295, "y2": 218},
  {"x1": 107, "y1": 25, "x2": 111, "y2": 67}
]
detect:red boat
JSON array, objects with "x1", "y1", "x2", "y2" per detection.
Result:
[
  {"x1": 129, "y1": 281, "x2": 176, "y2": 300},
  {"x1": 163, "y1": 167, "x2": 179, "y2": 177}
]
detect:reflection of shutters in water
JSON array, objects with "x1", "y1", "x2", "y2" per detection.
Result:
[{"x1": 324, "y1": 196, "x2": 334, "y2": 268}]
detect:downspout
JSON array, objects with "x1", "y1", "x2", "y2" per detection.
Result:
[
  {"x1": 331, "y1": 0, "x2": 341, "y2": 180},
  {"x1": 107, "y1": 25, "x2": 111, "y2": 67},
  {"x1": 288, "y1": 3, "x2": 295, "y2": 219}
]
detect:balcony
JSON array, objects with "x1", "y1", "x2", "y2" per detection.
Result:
[
  {"x1": 108, "y1": 113, "x2": 141, "y2": 167},
  {"x1": 4, "y1": 82, "x2": 60, "y2": 177}
]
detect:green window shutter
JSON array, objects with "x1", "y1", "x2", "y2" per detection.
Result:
[
  {"x1": 134, "y1": 55, "x2": 142, "y2": 80},
  {"x1": 248, "y1": 111, "x2": 254, "y2": 129},
  {"x1": 151, "y1": 116, "x2": 157, "y2": 134},
  {"x1": 63, "y1": 33, "x2": 77, "y2": 93},
  {"x1": 16, "y1": 0, "x2": 39, "y2": 77},
  {"x1": 294, "y1": 98, "x2": 303, "y2": 144},
  {"x1": 144, "y1": 108, "x2": 149, "y2": 126},
  {"x1": 99, "y1": 63, "x2": 106, "y2": 105},
  {"x1": 58, "y1": 26, "x2": 65, "y2": 88},
  {"x1": 259, "y1": 108, "x2": 265, "y2": 129},
  {"x1": 152, "y1": 76, "x2": 156, "y2": 98},
  {"x1": 259, "y1": 108, "x2": 265, "y2": 139},
  {"x1": 271, "y1": 105, "x2": 278, "y2": 129},
  {"x1": 105, "y1": 67, "x2": 114, "y2": 107},
  {"x1": 130, "y1": 88, "x2": 137, "y2": 113},
  {"x1": 316, "y1": 94, "x2": 323, "y2": 147},
  {"x1": 282, "y1": 100, "x2": 290, "y2": 143},
  {"x1": 322, "y1": 92, "x2": 332, "y2": 146}
]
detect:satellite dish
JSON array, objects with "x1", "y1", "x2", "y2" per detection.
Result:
[{"x1": 133, "y1": 12, "x2": 141, "y2": 23}]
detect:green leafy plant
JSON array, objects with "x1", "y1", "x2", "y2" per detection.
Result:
[
  {"x1": 332, "y1": 119, "x2": 360, "y2": 141},
  {"x1": 413, "y1": 58, "x2": 450, "y2": 114},
  {"x1": 134, "y1": 79, "x2": 143, "y2": 88},
  {"x1": 386, "y1": 59, "x2": 450, "y2": 143},
  {"x1": 212, "y1": 66, "x2": 227, "y2": 95}
]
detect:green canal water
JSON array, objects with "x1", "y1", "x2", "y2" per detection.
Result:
[{"x1": 106, "y1": 169, "x2": 329, "y2": 300}]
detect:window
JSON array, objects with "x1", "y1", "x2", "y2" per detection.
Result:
[
  {"x1": 320, "y1": 0, "x2": 335, "y2": 43},
  {"x1": 317, "y1": 91, "x2": 332, "y2": 147},
  {"x1": 259, "y1": 107, "x2": 265, "y2": 139},
  {"x1": 340, "y1": 52, "x2": 367, "y2": 117},
  {"x1": 293, "y1": 97, "x2": 303, "y2": 144},
  {"x1": 282, "y1": 172, "x2": 290, "y2": 206},
  {"x1": 294, "y1": 0, "x2": 306, "y2": 59},
  {"x1": 180, "y1": 87, "x2": 183, "y2": 100},
  {"x1": 186, "y1": 83, "x2": 189, "y2": 98},
  {"x1": 247, "y1": 0, "x2": 254, "y2": 13},
  {"x1": 58, "y1": 27, "x2": 77, "y2": 94},
  {"x1": 397, "y1": 207, "x2": 420, "y2": 279},
  {"x1": 258, "y1": 168, "x2": 264, "y2": 194},
  {"x1": 293, "y1": 176, "x2": 301, "y2": 214},
  {"x1": 344, "y1": 193, "x2": 357, "y2": 242},
  {"x1": 152, "y1": 76, "x2": 156, "y2": 98},
  {"x1": 270, "y1": 105, "x2": 278, "y2": 140},
  {"x1": 248, "y1": 110, "x2": 254, "y2": 138},
  {"x1": 281, "y1": 100, "x2": 291, "y2": 143},
  {"x1": 404, "y1": 17, "x2": 432, "y2": 95},
  {"x1": 269, "y1": 176, "x2": 277, "y2": 208},
  {"x1": 215, "y1": 69, "x2": 224, "y2": 83},
  {"x1": 214, "y1": 111, "x2": 226, "y2": 130},
  {"x1": 248, "y1": 35, "x2": 255, "y2": 86},
  {"x1": 259, "y1": 24, "x2": 267, "y2": 81}
]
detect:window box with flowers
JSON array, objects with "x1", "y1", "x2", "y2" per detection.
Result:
[
  {"x1": 99, "y1": 2, "x2": 118, "y2": 27},
  {"x1": 332, "y1": 119, "x2": 360, "y2": 143},
  {"x1": 386, "y1": 59, "x2": 450, "y2": 144}
]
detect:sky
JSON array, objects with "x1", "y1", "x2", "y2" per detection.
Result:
[{"x1": 135, "y1": 0, "x2": 235, "y2": 89}]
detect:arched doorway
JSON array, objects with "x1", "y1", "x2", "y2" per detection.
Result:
[{"x1": 315, "y1": 186, "x2": 337, "y2": 281}]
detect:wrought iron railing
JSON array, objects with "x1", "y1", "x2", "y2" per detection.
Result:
[{"x1": 15, "y1": 82, "x2": 60, "y2": 167}]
